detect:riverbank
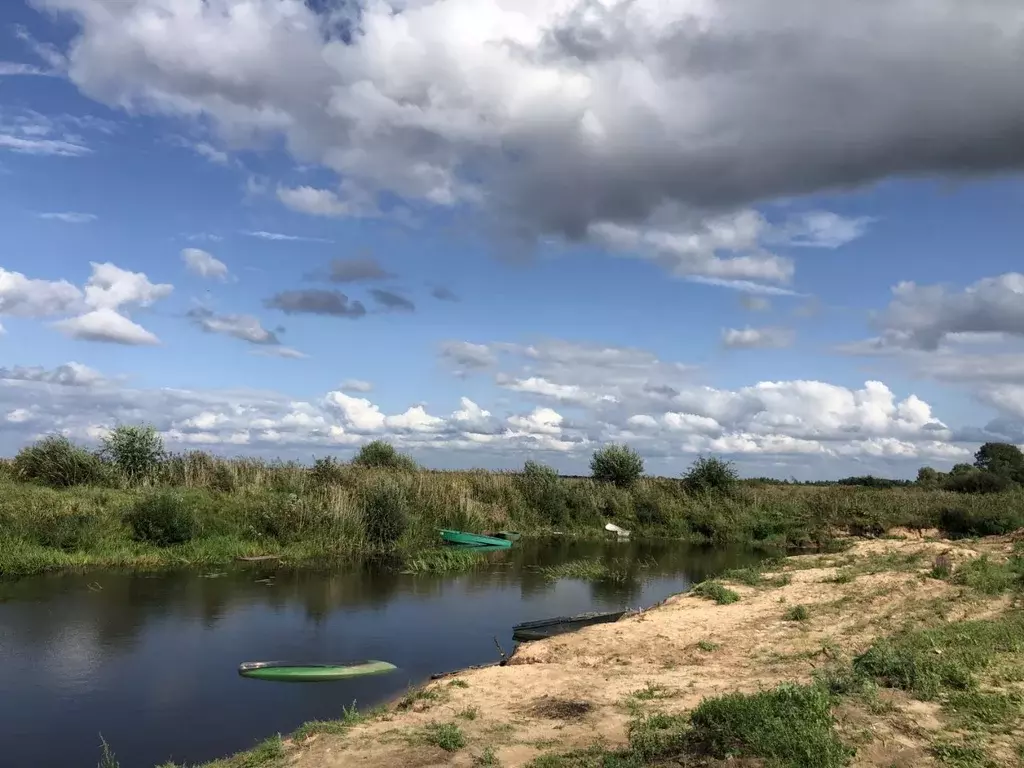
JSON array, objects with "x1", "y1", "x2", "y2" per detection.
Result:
[
  {"x1": 189, "y1": 531, "x2": 1024, "y2": 768},
  {"x1": 3, "y1": 451, "x2": 1024, "y2": 577}
]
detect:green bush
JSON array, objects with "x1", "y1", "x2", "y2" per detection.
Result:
[
  {"x1": 518, "y1": 460, "x2": 568, "y2": 525},
  {"x1": 99, "y1": 424, "x2": 165, "y2": 483},
  {"x1": 352, "y1": 441, "x2": 418, "y2": 471},
  {"x1": 362, "y1": 477, "x2": 409, "y2": 548},
  {"x1": 13, "y1": 435, "x2": 107, "y2": 488},
  {"x1": 691, "y1": 581, "x2": 740, "y2": 605},
  {"x1": 943, "y1": 470, "x2": 1014, "y2": 494},
  {"x1": 124, "y1": 491, "x2": 198, "y2": 546},
  {"x1": 242, "y1": 492, "x2": 328, "y2": 544},
  {"x1": 682, "y1": 455, "x2": 739, "y2": 495},
  {"x1": 590, "y1": 444, "x2": 644, "y2": 488}
]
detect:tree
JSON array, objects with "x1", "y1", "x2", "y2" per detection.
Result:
[
  {"x1": 682, "y1": 455, "x2": 739, "y2": 494},
  {"x1": 916, "y1": 467, "x2": 939, "y2": 488},
  {"x1": 590, "y1": 444, "x2": 645, "y2": 488},
  {"x1": 99, "y1": 424, "x2": 165, "y2": 483},
  {"x1": 973, "y1": 442, "x2": 1024, "y2": 482}
]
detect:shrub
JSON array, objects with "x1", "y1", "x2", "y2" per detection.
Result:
[
  {"x1": 242, "y1": 492, "x2": 329, "y2": 544},
  {"x1": 691, "y1": 581, "x2": 740, "y2": 605},
  {"x1": 362, "y1": 477, "x2": 409, "y2": 548},
  {"x1": 423, "y1": 722, "x2": 465, "y2": 752},
  {"x1": 519, "y1": 460, "x2": 568, "y2": 525},
  {"x1": 310, "y1": 456, "x2": 348, "y2": 486},
  {"x1": 943, "y1": 470, "x2": 1013, "y2": 494},
  {"x1": 352, "y1": 441, "x2": 418, "y2": 471},
  {"x1": 590, "y1": 444, "x2": 644, "y2": 488},
  {"x1": 682, "y1": 455, "x2": 739, "y2": 494},
  {"x1": 938, "y1": 506, "x2": 1024, "y2": 538},
  {"x1": 784, "y1": 605, "x2": 810, "y2": 622},
  {"x1": 13, "y1": 435, "x2": 107, "y2": 488},
  {"x1": 124, "y1": 491, "x2": 198, "y2": 546},
  {"x1": 99, "y1": 424, "x2": 165, "y2": 483}
]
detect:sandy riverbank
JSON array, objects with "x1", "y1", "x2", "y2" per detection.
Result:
[{"x1": 207, "y1": 532, "x2": 1023, "y2": 768}]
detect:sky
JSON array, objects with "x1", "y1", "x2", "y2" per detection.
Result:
[{"x1": 2, "y1": 0, "x2": 1024, "y2": 480}]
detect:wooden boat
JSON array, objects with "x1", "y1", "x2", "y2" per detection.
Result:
[
  {"x1": 483, "y1": 531, "x2": 522, "y2": 542},
  {"x1": 605, "y1": 522, "x2": 631, "y2": 538},
  {"x1": 238, "y1": 660, "x2": 397, "y2": 682},
  {"x1": 439, "y1": 529, "x2": 512, "y2": 548},
  {"x1": 512, "y1": 610, "x2": 627, "y2": 642}
]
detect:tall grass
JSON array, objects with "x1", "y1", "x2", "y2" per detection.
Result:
[{"x1": 4, "y1": 436, "x2": 1024, "y2": 578}]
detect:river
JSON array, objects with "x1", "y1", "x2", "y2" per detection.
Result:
[{"x1": 0, "y1": 538, "x2": 764, "y2": 767}]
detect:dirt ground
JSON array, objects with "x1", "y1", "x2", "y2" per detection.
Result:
[{"x1": 279, "y1": 534, "x2": 1019, "y2": 767}]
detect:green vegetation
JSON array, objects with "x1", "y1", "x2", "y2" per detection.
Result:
[
  {"x1": 403, "y1": 548, "x2": 485, "y2": 574},
  {"x1": 690, "y1": 580, "x2": 740, "y2": 605},
  {"x1": 695, "y1": 639, "x2": 719, "y2": 652},
  {"x1": 536, "y1": 557, "x2": 651, "y2": 583},
  {"x1": 474, "y1": 746, "x2": 500, "y2": 766},
  {"x1": 423, "y1": 722, "x2": 466, "y2": 752},
  {"x1": 97, "y1": 736, "x2": 119, "y2": 768},
  {"x1": 784, "y1": 604, "x2": 810, "y2": 622},
  {"x1": 6, "y1": 428, "x2": 1024, "y2": 578},
  {"x1": 531, "y1": 683, "x2": 850, "y2": 768},
  {"x1": 589, "y1": 444, "x2": 644, "y2": 488}
]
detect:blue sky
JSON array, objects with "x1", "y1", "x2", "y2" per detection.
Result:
[{"x1": 3, "y1": 0, "x2": 1024, "y2": 478}]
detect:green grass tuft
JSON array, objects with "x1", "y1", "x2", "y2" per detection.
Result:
[
  {"x1": 784, "y1": 604, "x2": 810, "y2": 622},
  {"x1": 690, "y1": 580, "x2": 740, "y2": 605},
  {"x1": 423, "y1": 722, "x2": 466, "y2": 752}
]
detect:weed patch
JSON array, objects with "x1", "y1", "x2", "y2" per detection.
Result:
[
  {"x1": 690, "y1": 580, "x2": 740, "y2": 605},
  {"x1": 423, "y1": 722, "x2": 466, "y2": 752}
]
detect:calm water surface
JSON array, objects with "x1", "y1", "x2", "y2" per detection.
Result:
[{"x1": 0, "y1": 538, "x2": 764, "y2": 767}]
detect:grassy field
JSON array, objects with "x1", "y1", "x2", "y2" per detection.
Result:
[{"x1": 2, "y1": 437, "x2": 1024, "y2": 578}]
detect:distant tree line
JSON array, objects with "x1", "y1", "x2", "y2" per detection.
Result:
[{"x1": 916, "y1": 442, "x2": 1024, "y2": 494}]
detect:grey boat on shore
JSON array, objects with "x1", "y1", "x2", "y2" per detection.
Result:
[{"x1": 512, "y1": 610, "x2": 627, "y2": 642}]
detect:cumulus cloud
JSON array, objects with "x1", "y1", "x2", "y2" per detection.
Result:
[
  {"x1": 42, "y1": 0, "x2": 1016, "y2": 286},
  {"x1": 0, "y1": 268, "x2": 82, "y2": 318},
  {"x1": 370, "y1": 289, "x2": 415, "y2": 312},
  {"x1": 181, "y1": 248, "x2": 230, "y2": 280},
  {"x1": 53, "y1": 307, "x2": 160, "y2": 345},
  {"x1": 2, "y1": 262, "x2": 171, "y2": 344},
  {"x1": 187, "y1": 307, "x2": 306, "y2": 358},
  {"x1": 37, "y1": 211, "x2": 97, "y2": 223},
  {"x1": 721, "y1": 326, "x2": 794, "y2": 349},
  {"x1": 265, "y1": 289, "x2": 367, "y2": 318},
  {"x1": 867, "y1": 273, "x2": 1024, "y2": 351}
]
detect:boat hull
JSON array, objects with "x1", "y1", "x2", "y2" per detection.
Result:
[
  {"x1": 439, "y1": 529, "x2": 512, "y2": 548},
  {"x1": 238, "y1": 660, "x2": 397, "y2": 682},
  {"x1": 512, "y1": 610, "x2": 627, "y2": 642}
]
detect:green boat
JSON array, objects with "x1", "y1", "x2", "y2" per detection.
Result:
[
  {"x1": 238, "y1": 660, "x2": 397, "y2": 682},
  {"x1": 439, "y1": 529, "x2": 512, "y2": 548},
  {"x1": 484, "y1": 531, "x2": 521, "y2": 542}
]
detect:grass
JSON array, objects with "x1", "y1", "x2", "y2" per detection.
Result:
[
  {"x1": 784, "y1": 604, "x2": 810, "y2": 622},
  {"x1": 402, "y1": 548, "x2": 486, "y2": 574},
  {"x1": 720, "y1": 564, "x2": 791, "y2": 588},
  {"x1": 474, "y1": 747, "x2": 500, "y2": 766},
  {"x1": 695, "y1": 639, "x2": 720, "y2": 652},
  {"x1": 531, "y1": 682, "x2": 850, "y2": 768},
  {"x1": 536, "y1": 557, "x2": 651, "y2": 583},
  {"x1": 690, "y1": 580, "x2": 740, "y2": 605},
  {"x1": 951, "y1": 554, "x2": 1024, "y2": 594},
  {"x1": 423, "y1": 722, "x2": 466, "y2": 752},
  {"x1": 6, "y1": 432, "x2": 1024, "y2": 577}
]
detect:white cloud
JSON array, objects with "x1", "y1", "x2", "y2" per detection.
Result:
[
  {"x1": 83, "y1": 262, "x2": 173, "y2": 311},
  {"x1": 0, "y1": 62, "x2": 54, "y2": 77},
  {"x1": 53, "y1": 308, "x2": 160, "y2": 345},
  {"x1": 721, "y1": 326, "x2": 794, "y2": 349},
  {"x1": 181, "y1": 248, "x2": 230, "y2": 280},
  {"x1": 771, "y1": 211, "x2": 874, "y2": 249},
  {"x1": 0, "y1": 134, "x2": 90, "y2": 156},
  {"x1": 867, "y1": 273, "x2": 1024, "y2": 351},
  {"x1": 254, "y1": 346, "x2": 307, "y2": 359},
  {"x1": 0, "y1": 268, "x2": 82, "y2": 318},
  {"x1": 277, "y1": 186, "x2": 361, "y2": 218},
  {"x1": 37, "y1": 211, "x2": 97, "y2": 223},
  {"x1": 192, "y1": 142, "x2": 229, "y2": 165}
]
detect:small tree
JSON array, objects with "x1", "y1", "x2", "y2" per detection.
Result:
[
  {"x1": 13, "y1": 434, "x2": 107, "y2": 487},
  {"x1": 683, "y1": 455, "x2": 739, "y2": 494},
  {"x1": 99, "y1": 424, "x2": 165, "y2": 483},
  {"x1": 352, "y1": 440, "x2": 418, "y2": 471},
  {"x1": 916, "y1": 466, "x2": 939, "y2": 488},
  {"x1": 590, "y1": 444, "x2": 644, "y2": 488},
  {"x1": 362, "y1": 477, "x2": 409, "y2": 548}
]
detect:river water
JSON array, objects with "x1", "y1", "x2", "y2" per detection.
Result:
[{"x1": 0, "y1": 538, "x2": 764, "y2": 767}]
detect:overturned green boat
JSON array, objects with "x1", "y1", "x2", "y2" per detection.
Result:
[
  {"x1": 238, "y1": 660, "x2": 397, "y2": 682},
  {"x1": 439, "y1": 529, "x2": 512, "y2": 548}
]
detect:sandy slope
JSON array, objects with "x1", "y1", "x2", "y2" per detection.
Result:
[{"x1": 277, "y1": 534, "x2": 1016, "y2": 767}]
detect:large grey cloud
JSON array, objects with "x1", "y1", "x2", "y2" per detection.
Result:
[{"x1": 30, "y1": 0, "x2": 1017, "y2": 284}]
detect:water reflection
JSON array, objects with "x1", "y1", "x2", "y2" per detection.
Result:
[{"x1": 0, "y1": 538, "x2": 764, "y2": 768}]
